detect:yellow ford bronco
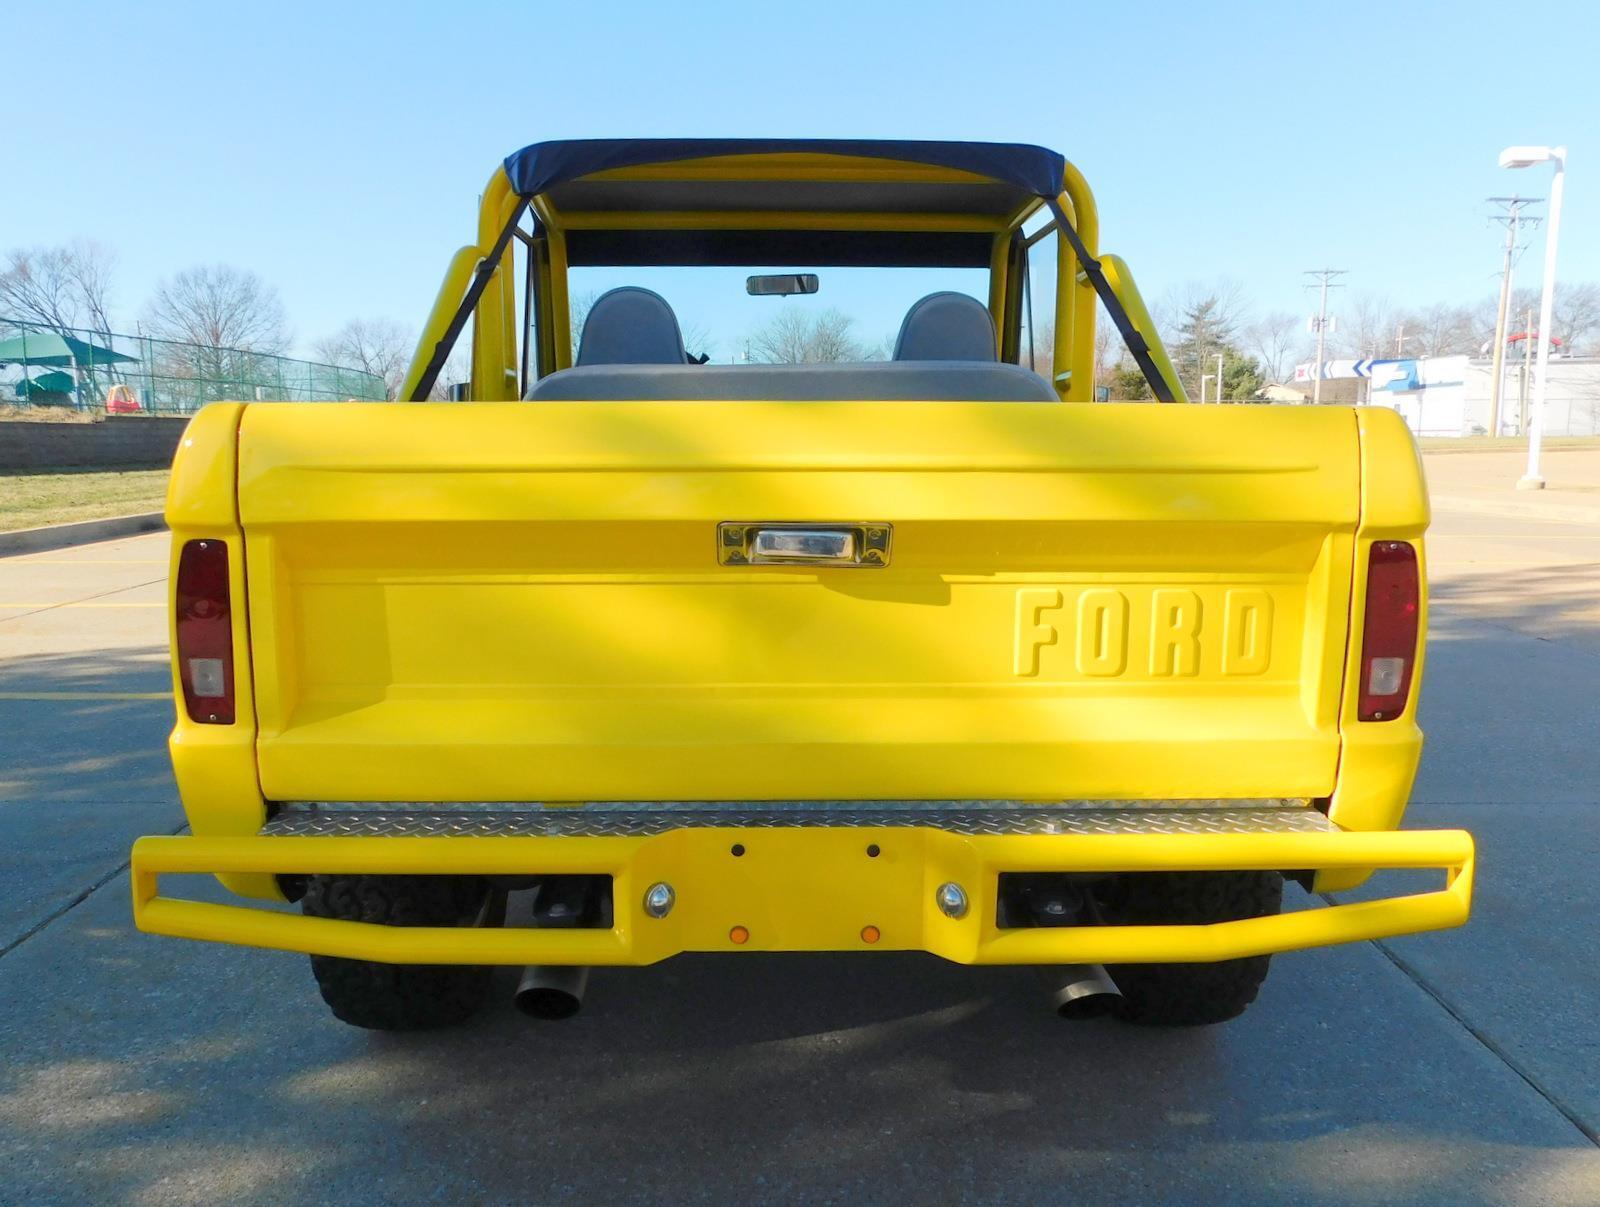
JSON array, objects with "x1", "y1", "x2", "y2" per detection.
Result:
[{"x1": 134, "y1": 139, "x2": 1472, "y2": 1030}]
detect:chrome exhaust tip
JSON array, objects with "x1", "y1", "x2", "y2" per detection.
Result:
[
  {"x1": 514, "y1": 965, "x2": 590, "y2": 1020},
  {"x1": 1052, "y1": 964, "x2": 1122, "y2": 1020}
]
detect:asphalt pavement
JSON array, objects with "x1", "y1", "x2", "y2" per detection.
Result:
[{"x1": 2, "y1": 466, "x2": 1598, "y2": 1205}]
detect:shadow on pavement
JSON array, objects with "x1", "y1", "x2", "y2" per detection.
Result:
[{"x1": 2, "y1": 875, "x2": 1598, "y2": 1205}]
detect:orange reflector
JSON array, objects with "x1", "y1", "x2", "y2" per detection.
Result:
[
  {"x1": 861, "y1": 925, "x2": 881, "y2": 944},
  {"x1": 729, "y1": 925, "x2": 749, "y2": 945}
]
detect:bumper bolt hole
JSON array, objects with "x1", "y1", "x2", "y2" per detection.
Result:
[
  {"x1": 866, "y1": 843, "x2": 881, "y2": 858},
  {"x1": 730, "y1": 843, "x2": 745, "y2": 857}
]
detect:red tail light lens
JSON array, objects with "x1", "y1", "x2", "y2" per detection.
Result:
[
  {"x1": 175, "y1": 539, "x2": 235, "y2": 724},
  {"x1": 1358, "y1": 541, "x2": 1419, "y2": 722}
]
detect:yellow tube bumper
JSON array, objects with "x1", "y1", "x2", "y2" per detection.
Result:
[{"x1": 131, "y1": 827, "x2": 1473, "y2": 966}]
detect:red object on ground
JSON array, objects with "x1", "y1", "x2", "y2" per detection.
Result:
[{"x1": 105, "y1": 384, "x2": 142, "y2": 413}]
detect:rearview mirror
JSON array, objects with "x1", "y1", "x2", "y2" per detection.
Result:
[{"x1": 747, "y1": 273, "x2": 819, "y2": 297}]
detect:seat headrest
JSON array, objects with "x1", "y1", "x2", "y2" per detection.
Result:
[
  {"x1": 576, "y1": 287, "x2": 686, "y2": 366},
  {"x1": 892, "y1": 291, "x2": 997, "y2": 361}
]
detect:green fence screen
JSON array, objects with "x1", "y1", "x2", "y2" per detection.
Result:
[{"x1": 0, "y1": 319, "x2": 387, "y2": 414}]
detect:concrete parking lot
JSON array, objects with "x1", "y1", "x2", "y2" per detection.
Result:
[{"x1": 2, "y1": 450, "x2": 1599, "y2": 1205}]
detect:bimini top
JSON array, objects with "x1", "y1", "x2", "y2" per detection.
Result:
[
  {"x1": 500, "y1": 139, "x2": 1068, "y2": 268},
  {"x1": 504, "y1": 138, "x2": 1067, "y2": 201}
]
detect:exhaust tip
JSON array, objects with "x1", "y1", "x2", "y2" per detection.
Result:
[
  {"x1": 514, "y1": 965, "x2": 589, "y2": 1020},
  {"x1": 515, "y1": 986, "x2": 583, "y2": 1020},
  {"x1": 1051, "y1": 964, "x2": 1122, "y2": 1020}
]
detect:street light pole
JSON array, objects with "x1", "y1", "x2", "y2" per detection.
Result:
[
  {"x1": 1520, "y1": 306, "x2": 1535, "y2": 434},
  {"x1": 1499, "y1": 145, "x2": 1568, "y2": 490}
]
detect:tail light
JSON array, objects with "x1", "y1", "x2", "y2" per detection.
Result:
[
  {"x1": 1357, "y1": 541, "x2": 1420, "y2": 722},
  {"x1": 175, "y1": 539, "x2": 235, "y2": 724}
]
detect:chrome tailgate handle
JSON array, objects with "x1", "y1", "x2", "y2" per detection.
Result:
[
  {"x1": 754, "y1": 528, "x2": 854, "y2": 562},
  {"x1": 718, "y1": 522, "x2": 892, "y2": 568}
]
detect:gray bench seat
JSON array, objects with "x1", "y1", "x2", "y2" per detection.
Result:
[{"x1": 525, "y1": 361, "x2": 1057, "y2": 403}]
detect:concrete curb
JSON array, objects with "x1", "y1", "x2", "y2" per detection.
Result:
[
  {"x1": 1431, "y1": 494, "x2": 1600, "y2": 527},
  {"x1": 0, "y1": 512, "x2": 166, "y2": 558}
]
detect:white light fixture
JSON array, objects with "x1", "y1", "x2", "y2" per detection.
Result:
[
  {"x1": 1498, "y1": 146, "x2": 1558, "y2": 169},
  {"x1": 1499, "y1": 144, "x2": 1567, "y2": 490}
]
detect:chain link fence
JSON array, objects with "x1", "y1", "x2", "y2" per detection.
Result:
[{"x1": 0, "y1": 319, "x2": 386, "y2": 415}]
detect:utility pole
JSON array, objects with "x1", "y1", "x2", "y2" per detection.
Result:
[
  {"x1": 1394, "y1": 324, "x2": 1409, "y2": 357},
  {"x1": 1486, "y1": 196, "x2": 1542, "y2": 437},
  {"x1": 1304, "y1": 269, "x2": 1346, "y2": 404},
  {"x1": 1519, "y1": 305, "x2": 1535, "y2": 434},
  {"x1": 1215, "y1": 353, "x2": 1225, "y2": 402}
]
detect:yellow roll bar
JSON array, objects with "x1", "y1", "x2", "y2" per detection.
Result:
[{"x1": 402, "y1": 153, "x2": 1189, "y2": 405}]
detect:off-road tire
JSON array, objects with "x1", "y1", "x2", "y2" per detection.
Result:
[
  {"x1": 1101, "y1": 871, "x2": 1283, "y2": 1026},
  {"x1": 302, "y1": 874, "x2": 493, "y2": 1031}
]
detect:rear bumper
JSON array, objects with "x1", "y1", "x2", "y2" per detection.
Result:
[{"x1": 131, "y1": 813, "x2": 1473, "y2": 966}]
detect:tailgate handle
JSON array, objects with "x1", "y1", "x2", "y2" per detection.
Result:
[
  {"x1": 718, "y1": 522, "x2": 892, "y2": 568},
  {"x1": 754, "y1": 528, "x2": 854, "y2": 562}
]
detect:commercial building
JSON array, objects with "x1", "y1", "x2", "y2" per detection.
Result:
[{"x1": 1291, "y1": 355, "x2": 1600, "y2": 437}]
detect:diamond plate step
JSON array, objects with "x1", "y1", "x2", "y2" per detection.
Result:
[{"x1": 262, "y1": 802, "x2": 1334, "y2": 839}]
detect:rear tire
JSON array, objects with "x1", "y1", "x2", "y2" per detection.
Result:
[
  {"x1": 302, "y1": 874, "x2": 493, "y2": 1031},
  {"x1": 1100, "y1": 871, "x2": 1282, "y2": 1026}
]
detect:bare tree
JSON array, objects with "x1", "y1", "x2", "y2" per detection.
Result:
[
  {"x1": 1336, "y1": 294, "x2": 1395, "y2": 359},
  {"x1": 315, "y1": 318, "x2": 414, "y2": 399},
  {"x1": 680, "y1": 319, "x2": 713, "y2": 362},
  {"x1": 1398, "y1": 302, "x2": 1477, "y2": 358},
  {"x1": 1023, "y1": 319, "x2": 1057, "y2": 375},
  {"x1": 1245, "y1": 311, "x2": 1302, "y2": 382},
  {"x1": 749, "y1": 309, "x2": 813, "y2": 363},
  {"x1": 808, "y1": 310, "x2": 861, "y2": 362},
  {"x1": 1549, "y1": 282, "x2": 1600, "y2": 355},
  {"x1": 142, "y1": 265, "x2": 289, "y2": 406},
  {"x1": 748, "y1": 307, "x2": 866, "y2": 363},
  {"x1": 145, "y1": 265, "x2": 289, "y2": 353},
  {"x1": 0, "y1": 242, "x2": 117, "y2": 336},
  {"x1": 428, "y1": 348, "x2": 472, "y2": 401},
  {"x1": 1484, "y1": 283, "x2": 1600, "y2": 359}
]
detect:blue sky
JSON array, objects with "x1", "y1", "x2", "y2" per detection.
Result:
[{"x1": 4, "y1": 0, "x2": 1595, "y2": 362}]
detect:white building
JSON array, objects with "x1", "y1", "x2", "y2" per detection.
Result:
[
  {"x1": 1459, "y1": 356, "x2": 1600, "y2": 437},
  {"x1": 1292, "y1": 355, "x2": 1600, "y2": 437}
]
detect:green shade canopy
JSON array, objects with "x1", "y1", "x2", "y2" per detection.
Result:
[
  {"x1": 19, "y1": 370, "x2": 77, "y2": 393},
  {"x1": 0, "y1": 331, "x2": 140, "y2": 367}
]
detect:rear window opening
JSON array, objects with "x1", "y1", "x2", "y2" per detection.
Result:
[{"x1": 566, "y1": 264, "x2": 990, "y2": 368}]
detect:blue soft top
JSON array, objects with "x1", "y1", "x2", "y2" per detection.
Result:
[{"x1": 503, "y1": 138, "x2": 1067, "y2": 199}]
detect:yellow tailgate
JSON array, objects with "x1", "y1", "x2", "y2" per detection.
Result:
[{"x1": 235, "y1": 401, "x2": 1359, "y2": 804}]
